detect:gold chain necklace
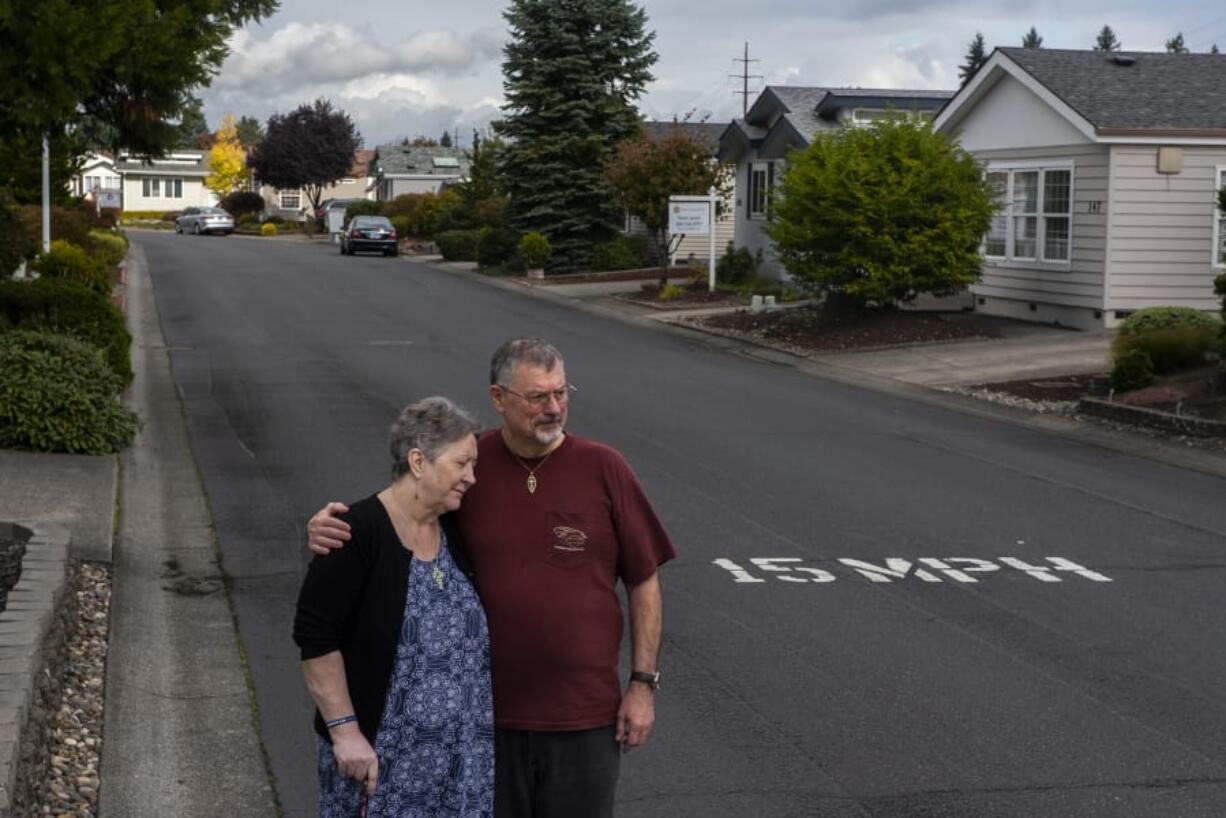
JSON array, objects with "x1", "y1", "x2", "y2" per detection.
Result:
[
  {"x1": 510, "y1": 445, "x2": 559, "y2": 494},
  {"x1": 384, "y1": 493, "x2": 445, "y2": 590}
]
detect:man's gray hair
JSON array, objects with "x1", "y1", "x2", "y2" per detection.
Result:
[
  {"x1": 489, "y1": 337, "x2": 564, "y2": 387},
  {"x1": 389, "y1": 396, "x2": 479, "y2": 479}
]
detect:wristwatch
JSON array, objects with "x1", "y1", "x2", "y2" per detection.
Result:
[{"x1": 629, "y1": 670, "x2": 660, "y2": 690}]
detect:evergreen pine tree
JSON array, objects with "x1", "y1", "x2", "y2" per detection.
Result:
[
  {"x1": 1212, "y1": 44, "x2": 1221, "y2": 54},
  {"x1": 1166, "y1": 32, "x2": 1189, "y2": 54},
  {"x1": 495, "y1": 0, "x2": 657, "y2": 272},
  {"x1": 1094, "y1": 25, "x2": 1121, "y2": 51},
  {"x1": 958, "y1": 33, "x2": 988, "y2": 87},
  {"x1": 440, "y1": 130, "x2": 453, "y2": 147},
  {"x1": 1021, "y1": 27, "x2": 1042, "y2": 48}
]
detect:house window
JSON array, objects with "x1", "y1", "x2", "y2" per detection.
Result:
[
  {"x1": 142, "y1": 178, "x2": 161, "y2": 198},
  {"x1": 1214, "y1": 166, "x2": 1226, "y2": 268},
  {"x1": 984, "y1": 164, "x2": 1074, "y2": 264},
  {"x1": 748, "y1": 163, "x2": 771, "y2": 219},
  {"x1": 279, "y1": 190, "x2": 301, "y2": 209},
  {"x1": 165, "y1": 178, "x2": 182, "y2": 198},
  {"x1": 984, "y1": 171, "x2": 1008, "y2": 257}
]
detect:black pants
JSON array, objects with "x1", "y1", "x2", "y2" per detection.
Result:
[{"x1": 494, "y1": 726, "x2": 622, "y2": 818}]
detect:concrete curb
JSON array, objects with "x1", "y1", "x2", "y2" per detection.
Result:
[
  {"x1": 99, "y1": 242, "x2": 277, "y2": 817},
  {"x1": 0, "y1": 522, "x2": 70, "y2": 818}
]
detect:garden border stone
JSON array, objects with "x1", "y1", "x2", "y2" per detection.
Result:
[
  {"x1": 1078, "y1": 397, "x2": 1226, "y2": 437},
  {"x1": 0, "y1": 522, "x2": 70, "y2": 818}
]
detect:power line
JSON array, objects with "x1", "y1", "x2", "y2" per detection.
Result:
[{"x1": 730, "y1": 42, "x2": 764, "y2": 119}]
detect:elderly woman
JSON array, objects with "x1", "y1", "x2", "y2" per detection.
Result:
[{"x1": 294, "y1": 397, "x2": 492, "y2": 817}]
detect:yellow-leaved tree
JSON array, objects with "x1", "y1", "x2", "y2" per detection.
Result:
[{"x1": 206, "y1": 114, "x2": 247, "y2": 198}]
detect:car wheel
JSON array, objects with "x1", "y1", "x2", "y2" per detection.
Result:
[
  {"x1": 339, "y1": 243, "x2": 346, "y2": 255},
  {"x1": 193, "y1": 223, "x2": 201, "y2": 235},
  {"x1": 175, "y1": 223, "x2": 182, "y2": 234}
]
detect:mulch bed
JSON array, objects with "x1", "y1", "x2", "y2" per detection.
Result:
[
  {"x1": 694, "y1": 306, "x2": 1001, "y2": 352},
  {"x1": 621, "y1": 286, "x2": 745, "y2": 309}
]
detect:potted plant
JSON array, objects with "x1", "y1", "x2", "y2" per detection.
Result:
[{"x1": 519, "y1": 232, "x2": 551, "y2": 279}]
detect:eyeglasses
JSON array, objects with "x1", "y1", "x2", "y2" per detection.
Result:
[{"x1": 499, "y1": 383, "x2": 577, "y2": 409}]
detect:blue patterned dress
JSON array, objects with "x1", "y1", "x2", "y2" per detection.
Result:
[{"x1": 318, "y1": 537, "x2": 494, "y2": 817}]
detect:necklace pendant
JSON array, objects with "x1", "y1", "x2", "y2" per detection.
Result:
[
  {"x1": 527, "y1": 474, "x2": 537, "y2": 494},
  {"x1": 432, "y1": 562, "x2": 445, "y2": 590}
]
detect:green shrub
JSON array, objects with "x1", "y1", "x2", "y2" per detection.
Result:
[
  {"x1": 0, "y1": 189, "x2": 37, "y2": 275},
  {"x1": 0, "y1": 331, "x2": 139, "y2": 454},
  {"x1": 220, "y1": 191, "x2": 265, "y2": 220},
  {"x1": 472, "y1": 195, "x2": 508, "y2": 229},
  {"x1": 1109, "y1": 348, "x2": 1155, "y2": 392},
  {"x1": 519, "y1": 232, "x2": 552, "y2": 270},
  {"x1": 434, "y1": 190, "x2": 472, "y2": 233},
  {"x1": 260, "y1": 223, "x2": 278, "y2": 237},
  {"x1": 0, "y1": 278, "x2": 132, "y2": 385},
  {"x1": 31, "y1": 240, "x2": 112, "y2": 295},
  {"x1": 18, "y1": 204, "x2": 92, "y2": 254},
  {"x1": 88, "y1": 230, "x2": 128, "y2": 268},
  {"x1": 383, "y1": 194, "x2": 425, "y2": 220},
  {"x1": 590, "y1": 235, "x2": 650, "y2": 271},
  {"x1": 716, "y1": 243, "x2": 760, "y2": 285},
  {"x1": 657, "y1": 284, "x2": 686, "y2": 301},
  {"x1": 436, "y1": 230, "x2": 480, "y2": 261},
  {"x1": 345, "y1": 200, "x2": 382, "y2": 221},
  {"x1": 477, "y1": 227, "x2": 519, "y2": 267},
  {"x1": 390, "y1": 215, "x2": 411, "y2": 239},
  {"x1": 1113, "y1": 306, "x2": 1219, "y2": 373}
]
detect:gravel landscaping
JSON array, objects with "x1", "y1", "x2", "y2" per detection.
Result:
[{"x1": 13, "y1": 562, "x2": 110, "y2": 818}]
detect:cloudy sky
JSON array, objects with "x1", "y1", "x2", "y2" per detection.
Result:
[{"x1": 199, "y1": 0, "x2": 1226, "y2": 148}]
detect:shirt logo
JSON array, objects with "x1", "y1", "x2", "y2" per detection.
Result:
[{"x1": 552, "y1": 526, "x2": 588, "y2": 552}]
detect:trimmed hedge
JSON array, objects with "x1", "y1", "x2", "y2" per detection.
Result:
[
  {"x1": 590, "y1": 235, "x2": 650, "y2": 272},
  {"x1": 31, "y1": 240, "x2": 113, "y2": 296},
  {"x1": 0, "y1": 331, "x2": 139, "y2": 454},
  {"x1": 437, "y1": 230, "x2": 480, "y2": 261},
  {"x1": 88, "y1": 230, "x2": 128, "y2": 268},
  {"x1": 1110, "y1": 348, "x2": 1155, "y2": 392},
  {"x1": 345, "y1": 200, "x2": 382, "y2": 221},
  {"x1": 0, "y1": 278, "x2": 132, "y2": 385},
  {"x1": 477, "y1": 227, "x2": 519, "y2": 267},
  {"x1": 1112, "y1": 306, "x2": 1220, "y2": 373},
  {"x1": 260, "y1": 223, "x2": 278, "y2": 237}
]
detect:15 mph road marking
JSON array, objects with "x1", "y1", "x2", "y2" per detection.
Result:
[{"x1": 713, "y1": 556, "x2": 1113, "y2": 584}]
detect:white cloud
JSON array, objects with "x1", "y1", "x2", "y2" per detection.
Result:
[{"x1": 213, "y1": 22, "x2": 505, "y2": 94}]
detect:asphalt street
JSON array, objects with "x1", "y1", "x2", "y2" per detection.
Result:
[{"x1": 138, "y1": 230, "x2": 1226, "y2": 818}]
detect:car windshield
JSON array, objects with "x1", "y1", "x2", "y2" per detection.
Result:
[
  {"x1": 203, "y1": 208, "x2": 229, "y2": 215},
  {"x1": 353, "y1": 217, "x2": 392, "y2": 227}
]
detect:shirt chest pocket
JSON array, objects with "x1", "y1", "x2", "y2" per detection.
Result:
[{"x1": 543, "y1": 511, "x2": 615, "y2": 569}]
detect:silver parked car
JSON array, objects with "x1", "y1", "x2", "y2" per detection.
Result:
[{"x1": 175, "y1": 207, "x2": 235, "y2": 236}]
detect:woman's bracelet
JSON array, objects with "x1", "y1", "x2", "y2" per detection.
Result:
[{"x1": 325, "y1": 714, "x2": 358, "y2": 730}]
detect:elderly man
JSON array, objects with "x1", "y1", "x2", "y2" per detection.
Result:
[{"x1": 308, "y1": 337, "x2": 675, "y2": 817}]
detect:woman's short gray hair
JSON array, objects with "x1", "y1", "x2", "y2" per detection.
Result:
[
  {"x1": 489, "y1": 337, "x2": 564, "y2": 387},
  {"x1": 389, "y1": 396, "x2": 479, "y2": 479}
]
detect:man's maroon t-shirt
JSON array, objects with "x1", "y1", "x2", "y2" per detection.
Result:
[{"x1": 457, "y1": 430, "x2": 675, "y2": 731}]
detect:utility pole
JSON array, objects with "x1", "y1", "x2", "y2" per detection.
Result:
[{"x1": 730, "y1": 42, "x2": 763, "y2": 118}]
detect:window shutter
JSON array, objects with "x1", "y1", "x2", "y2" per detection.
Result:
[
  {"x1": 766, "y1": 162, "x2": 775, "y2": 213},
  {"x1": 746, "y1": 165, "x2": 753, "y2": 218}
]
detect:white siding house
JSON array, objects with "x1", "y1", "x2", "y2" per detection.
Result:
[
  {"x1": 116, "y1": 150, "x2": 214, "y2": 212},
  {"x1": 936, "y1": 47, "x2": 1226, "y2": 328},
  {"x1": 717, "y1": 86, "x2": 954, "y2": 279},
  {"x1": 369, "y1": 145, "x2": 470, "y2": 201},
  {"x1": 69, "y1": 153, "x2": 122, "y2": 199}
]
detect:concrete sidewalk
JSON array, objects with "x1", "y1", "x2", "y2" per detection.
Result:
[{"x1": 98, "y1": 244, "x2": 275, "y2": 817}]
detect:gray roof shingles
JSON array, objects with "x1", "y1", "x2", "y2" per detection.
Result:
[
  {"x1": 1000, "y1": 47, "x2": 1226, "y2": 132},
  {"x1": 373, "y1": 145, "x2": 470, "y2": 176},
  {"x1": 640, "y1": 121, "x2": 727, "y2": 153}
]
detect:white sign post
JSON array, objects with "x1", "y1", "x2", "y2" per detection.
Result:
[{"x1": 668, "y1": 187, "x2": 719, "y2": 291}]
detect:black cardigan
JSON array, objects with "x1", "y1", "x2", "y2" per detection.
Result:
[{"x1": 292, "y1": 495, "x2": 477, "y2": 743}]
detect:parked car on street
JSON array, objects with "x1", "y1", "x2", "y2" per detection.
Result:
[
  {"x1": 175, "y1": 207, "x2": 235, "y2": 235},
  {"x1": 340, "y1": 216, "x2": 399, "y2": 256}
]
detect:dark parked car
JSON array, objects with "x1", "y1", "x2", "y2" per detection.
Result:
[
  {"x1": 175, "y1": 207, "x2": 235, "y2": 235},
  {"x1": 340, "y1": 216, "x2": 399, "y2": 257}
]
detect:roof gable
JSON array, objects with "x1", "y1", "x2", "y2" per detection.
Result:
[{"x1": 938, "y1": 47, "x2": 1226, "y2": 141}]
